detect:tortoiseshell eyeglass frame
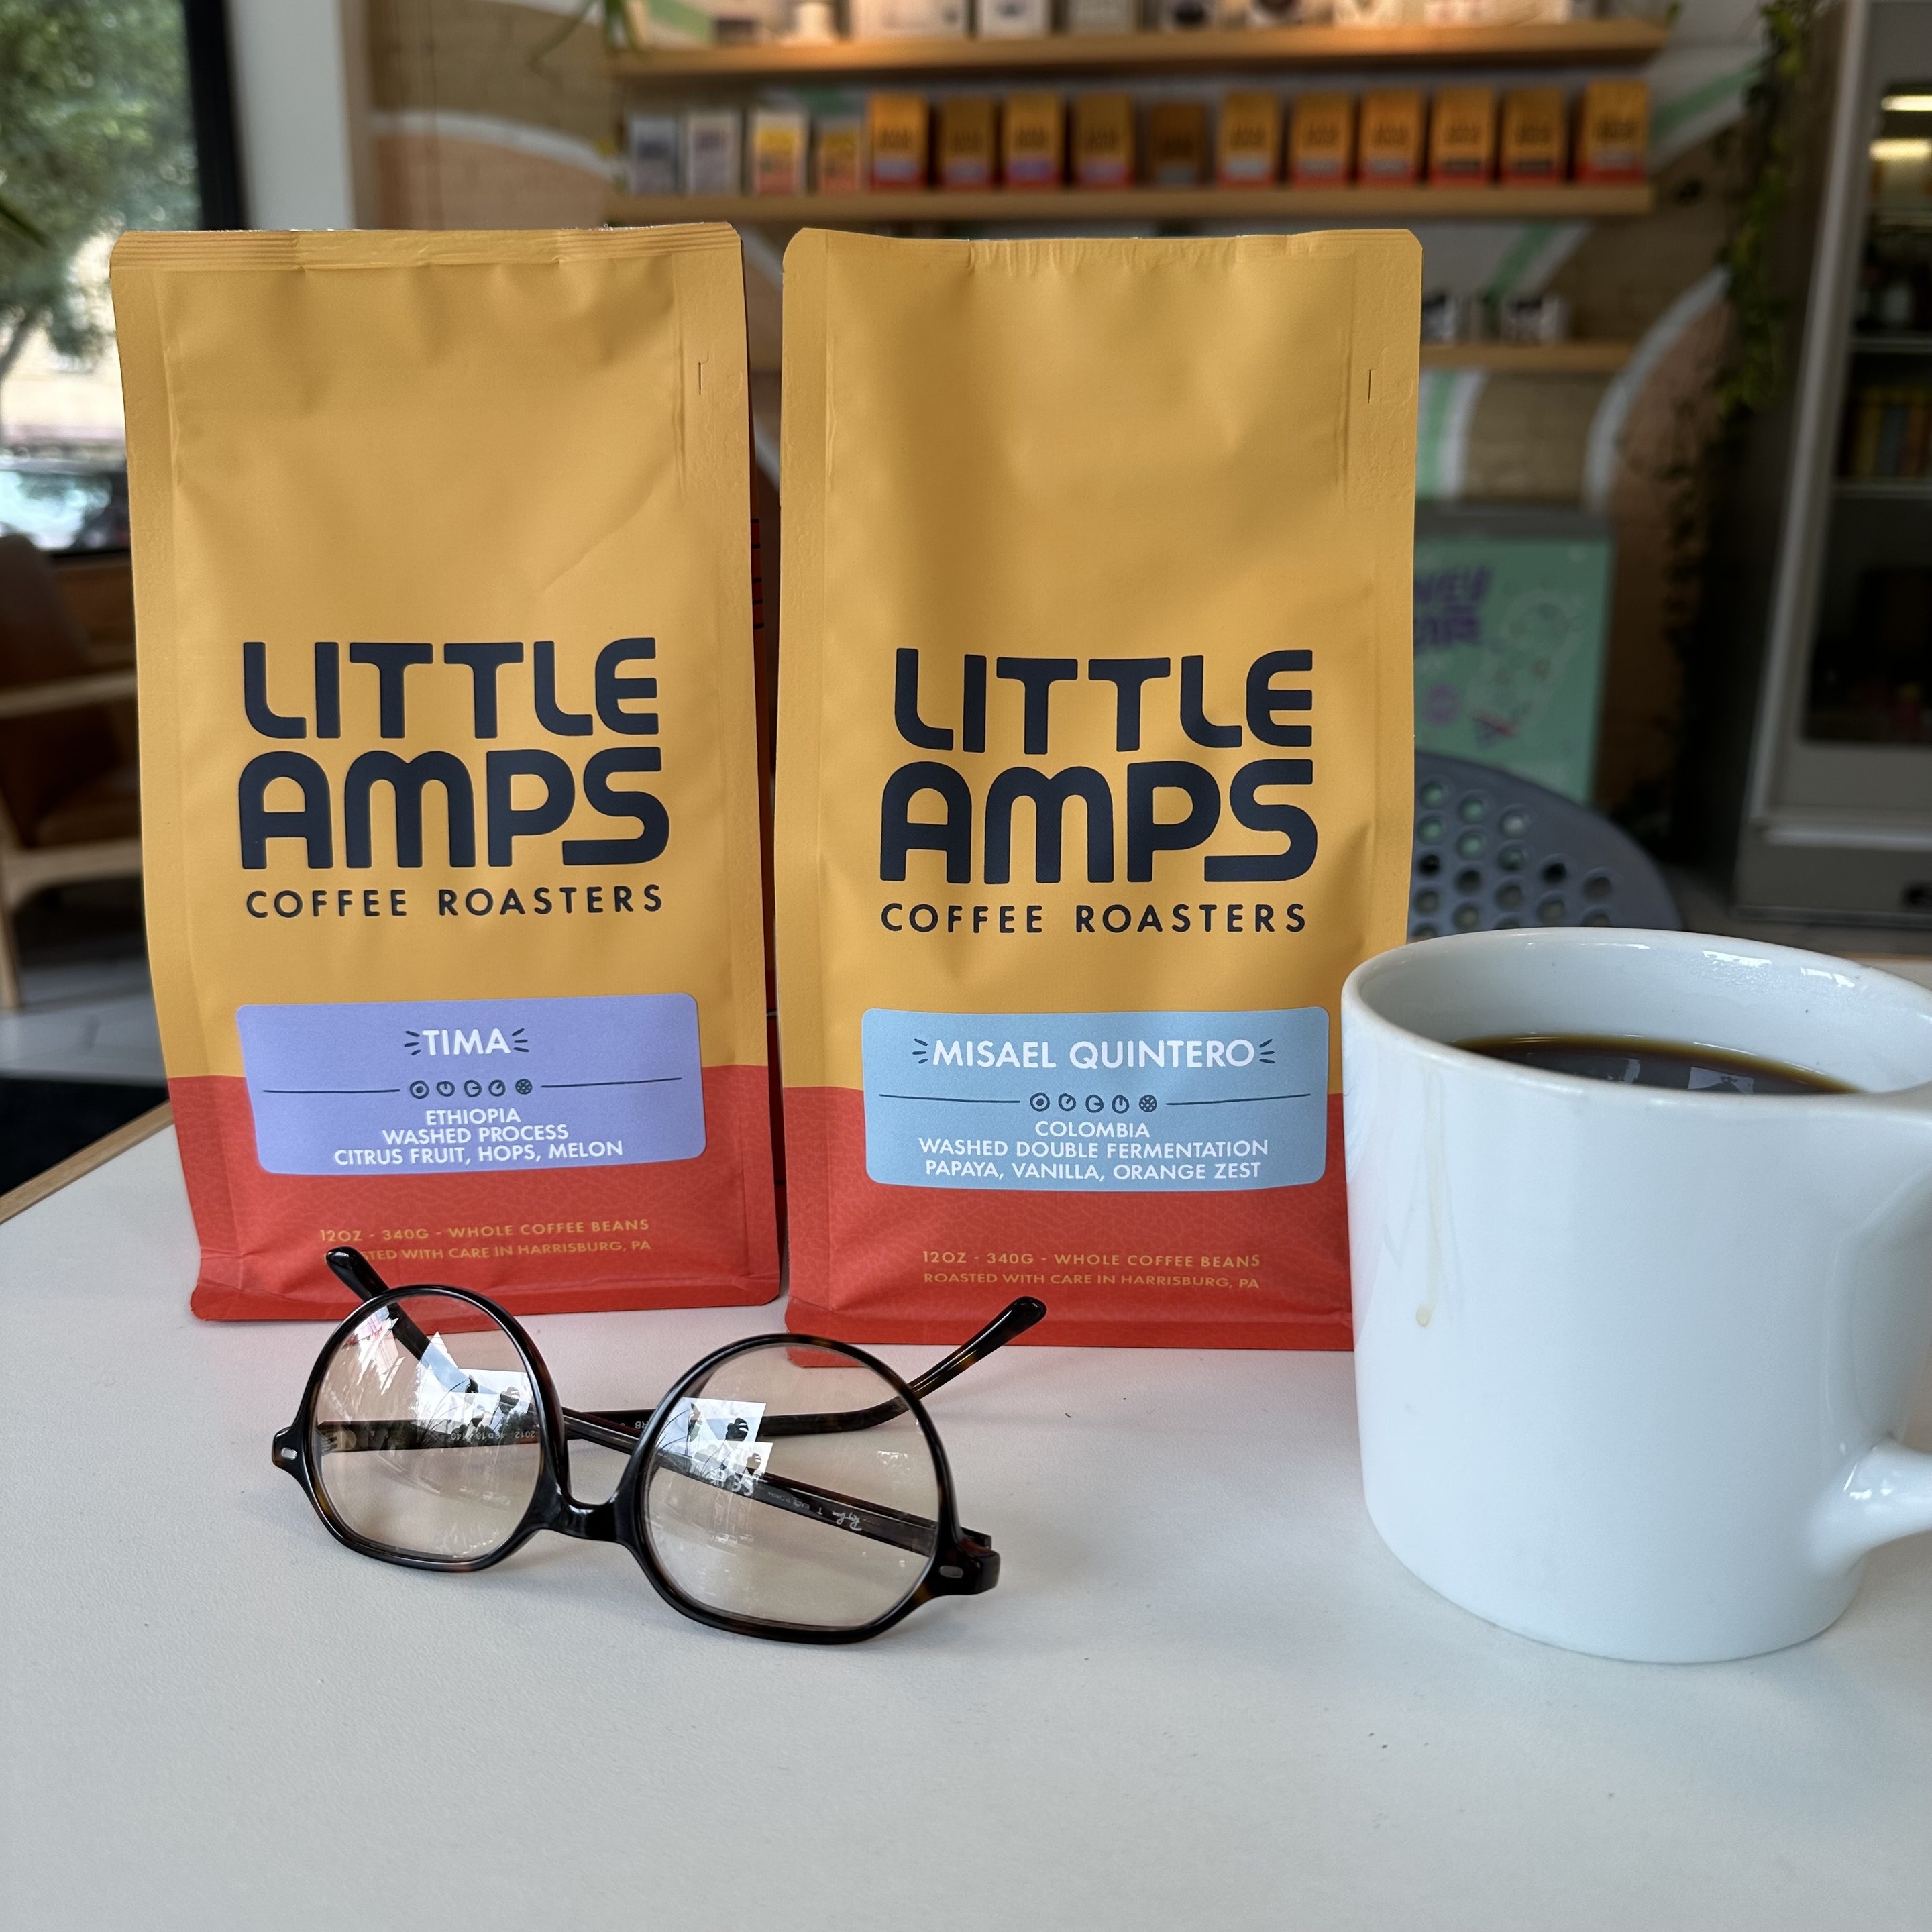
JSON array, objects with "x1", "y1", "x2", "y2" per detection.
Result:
[{"x1": 272, "y1": 1246, "x2": 1046, "y2": 1645}]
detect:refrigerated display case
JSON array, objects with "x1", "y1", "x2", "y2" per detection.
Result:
[
  {"x1": 1809, "y1": 152, "x2": 1932, "y2": 745},
  {"x1": 1697, "y1": 0, "x2": 1932, "y2": 918}
]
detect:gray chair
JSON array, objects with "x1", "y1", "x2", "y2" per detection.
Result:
[{"x1": 1409, "y1": 751, "x2": 1680, "y2": 941}]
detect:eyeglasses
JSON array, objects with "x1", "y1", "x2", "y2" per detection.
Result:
[{"x1": 273, "y1": 1248, "x2": 1045, "y2": 1644}]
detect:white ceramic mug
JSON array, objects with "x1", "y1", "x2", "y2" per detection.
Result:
[{"x1": 1342, "y1": 927, "x2": 1932, "y2": 1662}]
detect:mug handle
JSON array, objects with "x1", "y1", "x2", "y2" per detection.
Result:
[
  {"x1": 1808, "y1": 1079, "x2": 1932, "y2": 1573},
  {"x1": 1812, "y1": 1442, "x2": 1932, "y2": 1572}
]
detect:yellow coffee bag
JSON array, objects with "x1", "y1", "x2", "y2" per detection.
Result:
[
  {"x1": 869, "y1": 95, "x2": 930, "y2": 187},
  {"x1": 1428, "y1": 87, "x2": 1495, "y2": 184},
  {"x1": 1576, "y1": 80, "x2": 1648, "y2": 184},
  {"x1": 1073, "y1": 94, "x2": 1136, "y2": 189},
  {"x1": 1290, "y1": 93, "x2": 1355, "y2": 184},
  {"x1": 112, "y1": 227, "x2": 777, "y2": 1320},
  {"x1": 1003, "y1": 93, "x2": 1065, "y2": 188},
  {"x1": 1359, "y1": 89, "x2": 1424, "y2": 185},
  {"x1": 1146, "y1": 102, "x2": 1209, "y2": 186},
  {"x1": 1216, "y1": 93, "x2": 1282, "y2": 186},
  {"x1": 777, "y1": 230, "x2": 1419, "y2": 1347},
  {"x1": 1499, "y1": 87, "x2": 1567, "y2": 183},
  {"x1": 939, "y1": 97, "x2": 999, "y2": 189}
]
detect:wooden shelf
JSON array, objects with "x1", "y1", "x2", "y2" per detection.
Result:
[
  {"x1": 1421, "y1": 340, "x2": 1631, "y2": 372},
  {"x1": 609, "y1": 182, "x2": 1653, "y2": 223},
  {"x1": 1849, "y1": 332, "x2": 1932, "y2": 355},
  {"x1": 1833, "y1": 478, "x2": 1932, "y2": 500},
  {"x1": 611, "y1": 20, "x2": 1668, "y2": 83}
]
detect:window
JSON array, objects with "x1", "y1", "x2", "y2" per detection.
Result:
[{"x1": 0, "y1": 0, "x2": 237, "y2": 551}]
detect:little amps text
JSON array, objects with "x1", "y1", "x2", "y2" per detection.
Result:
[
  {"x1": 233, "y1": 639, "x2": 667, "y2": 873},
  {"x1": 879, "y1": 648, "x2": 1317, "y2": 889}
]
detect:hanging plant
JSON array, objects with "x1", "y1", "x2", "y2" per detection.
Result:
[
  {"x1": 1634, "y1": 0, "x2": 1827, "y2": 851},
  {"x1": 1715, "y1": 0, "x2": 1827, "y2": 427},
  {"x1": 530, "y1": 0, "x2": 635, "y2": 69}
]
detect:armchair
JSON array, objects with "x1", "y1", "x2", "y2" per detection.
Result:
[{"x1": 0, "y1": 533, "x2": 141, "y2": 1008}]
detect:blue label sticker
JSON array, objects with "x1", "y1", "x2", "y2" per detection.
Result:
[
  {"x1": 859, "y1": 1008, "x2": 1327, "y2": 1193},
  {"x1": 235, "y1": 994, "x2": 704, "y2": 1177}
]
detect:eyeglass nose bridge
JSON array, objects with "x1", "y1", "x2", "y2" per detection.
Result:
[{"x1": 555, "y1": 1495, "x2": 619, "y2": 1543}]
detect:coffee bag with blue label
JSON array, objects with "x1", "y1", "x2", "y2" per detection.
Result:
[
  {"x1": 777, "y1": 229, "x2": 1418, "y2": 1346},
  {"x1": 112, "y1": 225, "x2": 777, "y2": 1320}
]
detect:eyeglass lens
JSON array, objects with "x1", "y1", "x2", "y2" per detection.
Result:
[
  {"x1": 309, "y1": 1293, "x2": 542, "y2": 1562},
  {"x1": 642, "y1": 1341, "x2": 941, "y2": 1633}
]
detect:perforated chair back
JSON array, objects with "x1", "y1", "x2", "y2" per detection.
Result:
[{"x1": 1409, "y1": 751, "x2": 1680, "y2": 941}]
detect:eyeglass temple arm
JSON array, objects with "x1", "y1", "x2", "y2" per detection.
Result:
[
  {"x1": 327, "y1": 1246, "x2": 394, "y2": 1304},
  {"x1": 569, "y1": 1296, "x2": 1050, "y2": 1441},
  {"x1": 307, "y1": 1254, "x2": 1024, "y2": 1575},
  {"x1": 906, "y1": 1294, "x2": 1048, "y2": 1401},
  {"x1": 562, "y1": 1410, "x2": 649, "y2": 1451},
  {"x1": 326, "y1": 1248, "x2": 1046, "y2": 1446},
  {"x1": 298, "y1": 1416, "x2": 965, "y2": 1564}
]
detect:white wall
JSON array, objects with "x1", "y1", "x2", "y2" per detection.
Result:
[{"x1": 226, "y1": 0, "x2": 359, "y2": 229}]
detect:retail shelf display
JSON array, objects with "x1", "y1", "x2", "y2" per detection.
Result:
[
  {"x1": 609, "y1": 21, "x2": 1670, "y2": 84},
  {"x1": 608, "y1": 182, "x2": 1654, "y2": 223},
  {"x1": 1850, "y1": 332, "x2": 1932, "y2": 355},
  {"x1": 1419, "y1": 340, "x2": 1633, "y2": 372},
  {"x1": 1833, "y1": 478, "x2": 1932, "y2": 500}
]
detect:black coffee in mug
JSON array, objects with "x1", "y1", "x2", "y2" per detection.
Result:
[{"x1": 1460, "y1": 1034, "x2": 1850, "y2": 1096}]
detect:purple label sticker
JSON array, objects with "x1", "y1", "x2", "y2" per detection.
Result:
[{"x1": 235, "y1": 994, "x2": 704, "y2": 1177}]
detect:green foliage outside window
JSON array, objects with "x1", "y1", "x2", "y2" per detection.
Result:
[{"x1": 0, "y1": 0, "x2": 198, "y2": 430}]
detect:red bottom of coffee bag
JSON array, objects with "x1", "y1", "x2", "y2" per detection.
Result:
[
  {"x1": 782, "y1": 1088, "x2": 1350, "y2": 1349},
  {"x1": 174, "y1": 1065, "x2": 781, "y2": 1320}
]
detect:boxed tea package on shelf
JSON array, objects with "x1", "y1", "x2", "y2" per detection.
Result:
[
  {"x1": 979, "y1": 0, "x2": 1051, "y2": 33},
  {"x1": 851, "y1": 0, "x2": 967, "y2": 34},
  {"x1": 111, "y1": 226, "x2": 779, "y2": 1320},
  {"x1": 870, "y1": 93, "x2": 930, "y2": 186},
  {"x1": 626, "y1": 112, "x2": 681, "y2": 194},
  {"x1": 1146, "y1": 101, "x2": 1210, "y2": 185},
  {"x1": 1497, "y1": 289, "x2": 1570, "y2": 343},
  {"x1": 1216, "y1": 93, "x2": 1282, "y2": 186},
  {"x1": 1428, "y1": 87, "x2": 1495, "y2": 184},
  {"x1": 817, "y1": 115, "x2": 867, "y2": 192},
  {"x1": 1576, "y1": 79, "x2": 1648, "y2": 183},
  {"x1": 940, "y1": 97, "x2": 999, "y2": 189},
  {"x1": 1499, "y1": 87, "x2": 1567, "y2": 182},
  {"x1": 751, "y1": 108, "x2": 809, "y2": 195},
  {"x1": 1004, "y1": 93, "x2": 1065, "y2": 187},
  {"x1": 684, "y1": 109, "x2": 742, "y2": 193},
  {"x1": 778, "y1": 229, "x2": 1420, "y2": 1347},
  {"x1": 1359, "y1": 90, "x2": 1424, "y2": 184},
  {"x1": 1067, "y1": 0, "x2": 1137, "y2": 27},
  {"x1": 1289, "y1": 93, "x2": 1354, "y2": 184},
  {"x1": 1427, "y1": 0, "x2": 1569, "y2": 15},
  {"x1": 1073, "y1": 94, "x2": 1136, "y2": 188}
]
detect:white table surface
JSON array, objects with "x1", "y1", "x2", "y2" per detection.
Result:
[{"x1": 4, "y1": 1129, "x2": 1931, "y2": 1931}]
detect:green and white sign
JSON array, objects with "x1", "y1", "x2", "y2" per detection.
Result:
[{"x1": 1413, "y1": 507, "x2": 1615, "y2": 804}]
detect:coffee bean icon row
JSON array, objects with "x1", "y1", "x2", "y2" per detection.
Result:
[
  {"x1": 408, "y1": 1076, "x2": 533, "y2": 1100},
  {"x1": 1029, "y1": 1091, "x2": 1159, "y2": 1114}
]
